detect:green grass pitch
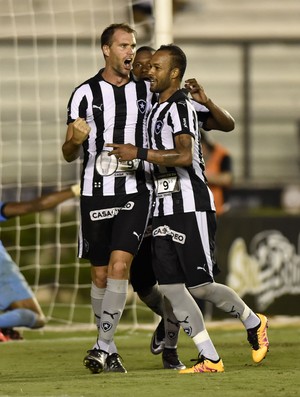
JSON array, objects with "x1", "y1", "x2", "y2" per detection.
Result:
[{"x1": 0, "y1": 322, "x2": 299, "y2": 397}]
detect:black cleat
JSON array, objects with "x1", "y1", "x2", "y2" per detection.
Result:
[
  {"x1": 105, "y1": 353, "x2": 127, "y2": 373},
  {"x1": 162, "y1": 348, "x2": 186, "y2": 370},
  {"x1": 83, "y1": 348, "x2": 107, "y2": 374},
  {"x1": 150, "y1": 319, "x2": 165, "y2": 355},
  {"x1": 1, "y1": 328, "x2": 23, "y2": 340}
]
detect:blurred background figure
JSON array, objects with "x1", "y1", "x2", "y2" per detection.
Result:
[
  {"x1": 131, "y1": 0, "x2": 190, "y2": 41},
  {"x1": 0, "y1": 185, "x2": 79, "y2": 342},
  {"x1": 201, "y1": 129, "x2": 233, "y2": 215}
]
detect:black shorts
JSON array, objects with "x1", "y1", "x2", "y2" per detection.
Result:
[
  {"x1": 79, "y1": 191, "x2": 151, "y2": 265},
  {"x1": 130, "y1": 222, "x2": 156, "y2": 292},
  {"x1": 152, "y1": 211, "x2": 220, "y2": 288}
]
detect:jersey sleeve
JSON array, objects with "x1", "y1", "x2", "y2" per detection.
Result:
[
  {"x1": 190, "y1": 99, "x2": 210, "y2": 126},
  {"x1": 171, "y1": 99, "x2": 198, "y2": 138},
  {"x1": 0, "y1": 202, "x2": 8, "y2": 222},
  {"x1": 66, "y1": 86, "x2": 89, "y2": 125}
]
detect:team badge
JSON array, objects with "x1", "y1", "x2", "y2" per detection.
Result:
[
  {"x1": 183, "y1": 326, "x2": 192, "y2": 336},
  {"x1": 167, "y1": 331, "x2": 177, "y2": 340},
  {"x1": 154, "y1": 120, "x2": 163, "y2": 134},
  {"x1": 101, "y1": 321, "x2": 113, "y2": 332},
  {"x1": 137, "y1": 99, "x2": 146, "y2": 113}
]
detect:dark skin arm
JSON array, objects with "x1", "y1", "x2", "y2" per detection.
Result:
[
  {"x1": 106, "y1": 134, "x2": 193, "y2": 167},
  {"x1": 184, "y1": 78, "x2": 235, "y2": 132},
  {"x1": 2, "y1": 186, "x2": 79, "y2": 219}
]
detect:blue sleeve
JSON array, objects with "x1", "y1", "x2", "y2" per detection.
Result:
[{"x1": 0, "y1": 202, "x2": 8, "y2": 222}]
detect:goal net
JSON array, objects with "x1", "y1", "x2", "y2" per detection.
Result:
[{"x1": 0, "y1": 0, "x2": 171, "y2": 330}]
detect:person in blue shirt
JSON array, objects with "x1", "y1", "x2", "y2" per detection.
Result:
[{"x1": 0, "y1": 185, "x2": 79, "y2": 341}]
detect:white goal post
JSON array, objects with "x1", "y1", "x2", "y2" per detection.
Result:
[{"x1": 0, "y1": 0, "x2": 173, "y2": 329}]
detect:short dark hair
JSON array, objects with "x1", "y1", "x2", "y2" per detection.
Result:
[
  {"x1": 136, "y1": 45, "x2": 155, "y2": 54},
  {"x1": 100, "y1": 23, "x2": 136, "y2": 47},
  {"x1": 156, "y1": 44, "x2": 187, "y2": 80}
]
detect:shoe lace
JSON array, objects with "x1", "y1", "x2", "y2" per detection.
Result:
[
  {"x1": 86, "y1": 348, "x2": 107, "y2": 357},
  {"x1": 190, "y1": 354, "x2": 206, "y2": 365}
]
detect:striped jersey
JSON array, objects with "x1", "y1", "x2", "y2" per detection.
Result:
[
  {"x1": 147, "y1": 89, "x2": 216, "y2": 217},
  {"x1": 67, "y1": 70, "x2": 153, "y2": 196}
]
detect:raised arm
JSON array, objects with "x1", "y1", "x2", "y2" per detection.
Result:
[
  {"x1": 184, "y1": 78, "x2": 235, "y2": 132},
  {"x1": 62, "y1": 118, "x2": 91, "y2": 162}
]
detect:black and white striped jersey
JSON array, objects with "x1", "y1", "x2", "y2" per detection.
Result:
[
  {"x1": 67, "y1": 70, "x2": 153, "y2": 196},
  {"x1": 147, "y1": 89, "x2": 216, "y2": 217}
]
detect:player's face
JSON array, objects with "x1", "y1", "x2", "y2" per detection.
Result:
[
  {"x1": 104, "y1": 29, "x2": 136, "y2": 77},
  {"x1": 148, "y1": 51, "x2": 173, "y2": 94},
  {"x1": 132, "y1": 50, "x2": 152, "y2": 81}
]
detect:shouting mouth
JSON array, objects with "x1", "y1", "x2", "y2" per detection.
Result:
[{"x1": 124, "y1": 58, "x2": 132, "y2": 70}]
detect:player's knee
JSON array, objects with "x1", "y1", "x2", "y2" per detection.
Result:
[
  {"x1": 109, "y1": 261, "x2": 130, "y2": 279},
  {"x1": 188, "y1": 283, "x2": 212, "y2": 300},
  {"x1": 32, "y1": 314, "x2": 46, "y2": 329},
  {"x1": 92, "y1": 267, "x2": 108, "y2": 288}
]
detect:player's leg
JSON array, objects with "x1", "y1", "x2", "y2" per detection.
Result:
[
  {"x1": 79, "y1": 196, "x2": 122, "y2": 373},
  {"x1": 190, "y1": 283, "x2": 269, "y2": 362},
  {"x1": 130, "y1": 225, "x2": 182, "y2": 365},
  {"x1": 0, "y1": 248, "x2": 46, "y2": 337},
  {"x1": 83, "y1": 191, "x2": 151, "y2": 374},
  {"x1": 160, "y1": 295, "x2": 184, "y2": 369},
  {"x1": 152, "y1": 215, "x2": 224, "y2": 373},
  {"x1": 130, "y1": 231, "x2": 166, "y2": 354},
  {"x1": 5, "y1": 296, "x2": 46, "y2": 328},
  {"x1": 187, "y1": 210, "x2": 269, "y2": 363}
]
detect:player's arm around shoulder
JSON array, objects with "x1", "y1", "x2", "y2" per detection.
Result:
[{"x1": 106, "y1": 134, "x2": 193, "y2": 168}]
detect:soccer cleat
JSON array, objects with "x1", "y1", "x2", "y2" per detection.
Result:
[
  {"x1": 1, "y1": 328, "x2": 23, "y2": 340},
  {"x1": 105, "y1": 353, "x2": 127, "y2": 373},
  {"x1": 247, "y1": 313, "x2": 269, "y2": 363},
  {"x1": 0, "y1": 330, "x2": 9, "y2": 342},
  {"x1": 150, "y1": 319, "x2": 165, "y2": 355},
  {"x1": 162, "y1": 348, "x2": 186, "y2": 370},
  {"x1": 179, "y1": 355, "x2": 224, "y2": 373},
  {"x1": 83, "y1": 348, "x2": 107, "y2": 374}
]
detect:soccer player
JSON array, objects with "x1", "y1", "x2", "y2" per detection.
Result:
[
  {"x1": 131, "y1": 45, "x2": 184, "y2": 370},
  {"x1": 106, "y1": 44, "x2": 269, "y2": 373},
  {"x1": 0, "y1": 185, "x2": 80, "y2": 341},
  {"x1": 62, "y1": 23, "x2": 154, "y2": 374}
]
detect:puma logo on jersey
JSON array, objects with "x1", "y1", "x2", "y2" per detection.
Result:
[
  {"x1": 133, "y1": 231, "x2": 142, "y2": 241},
  {"x1": 93, "y1": 104, "x2": 103, "y2": 111}
]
